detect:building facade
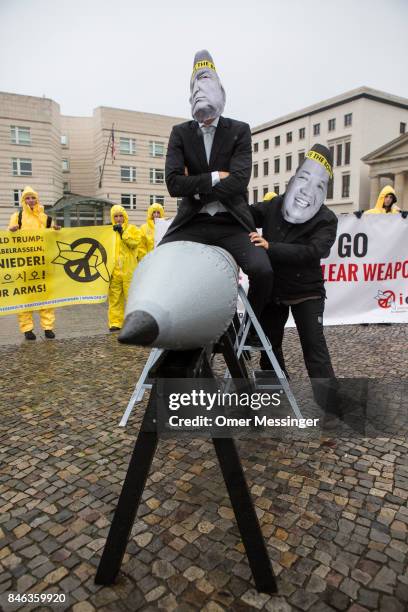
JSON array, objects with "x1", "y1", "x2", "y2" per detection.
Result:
[
  {"x1": 250, "y1": 87, "x2": 408, "y2": 212},
  {"x1": 362, "y1": 133, "x2": 408, "y2": 210},
  {"x1": 0, "y1": 91, "x2": 185, "y2": 228}
]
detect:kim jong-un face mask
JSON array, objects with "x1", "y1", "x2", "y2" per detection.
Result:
[
  {"x1": 190, "y1": 64, "x2": 226, "y2": 123},
  {"x1": 283, "y1": 156, "x2": 331, "y2": 224}
]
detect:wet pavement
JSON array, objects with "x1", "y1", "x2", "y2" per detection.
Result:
[{"x1": 0, "y1": 306, "x2": 407, "y2": 611}]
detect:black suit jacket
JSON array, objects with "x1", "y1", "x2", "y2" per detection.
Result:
[
  {"x1": 251, "y1": 196, "x2": 338, "y2": 300},
  {"x1": 165, "y1": 116, "x2": 255, "y2": 236}
]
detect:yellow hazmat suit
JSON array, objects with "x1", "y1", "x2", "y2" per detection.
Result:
[
  {"x1": 8, "y1": 186, "x2": 55, "y2": 334},
  {"x1": 138, "y1": 203, "x2": 165, "y2": 262},
  {"x1": 108, "y1": 205, "x2": 140, "y2": 329},
  {"x1": 263, "y1": 191, "x2": 278, "y2": 202},
  {"x1": 365, "y1": 185, "x2": 400, "y2": 214}
]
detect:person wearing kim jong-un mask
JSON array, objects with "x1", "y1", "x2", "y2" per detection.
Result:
[{"x1": 249, "y1": 144, "x2": 339, "y2": 415}]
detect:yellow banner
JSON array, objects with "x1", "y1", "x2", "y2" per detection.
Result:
[{"x1": 0, "y1": 226, "x2": 115, "y2": 315}]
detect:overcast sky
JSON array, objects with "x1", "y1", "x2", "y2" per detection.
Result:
[{"x1": 1, "y1": 0, "x2": 407, "y2": 127}]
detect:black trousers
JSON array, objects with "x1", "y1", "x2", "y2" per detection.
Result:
[
  {"x1": 259, "y1": 298, "x2": 338, "y2": 412},
  {"x1": 160, "y1": 214, "x2": 273, "y2": 320}
]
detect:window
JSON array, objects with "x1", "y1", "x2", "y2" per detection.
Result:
[
  {"x1": 150, "y1": 141, "x2": 165, "y2": 157},
  {"x1": 253, "y1": 188, "x2": 258, "y2": 204},
  {"x1": 274, "y1": 184, "x2": 280, "y2": 195},
  {"x1": 13, "y1": 189, "x2": 23, "y2": 207},
  {"x1": 254, "y1": 142, "x2": 259, "y2": 153},
  {"x1": 344, "y1": 141, "x2": 351, "y2": 165},
  {"x1": 121, "y1": 194, "x2": 137, "y2": 209},
  {"x1": 328, "y1": 118, "x2": 336, "y2": 131},
  {"x1": 400, "y1": 122, "x2": 406, "y2": 135},
  {"x1": 274, "y1": 157, "x2": 280, "y2": 173},
  {"x1": 344, "y1": 113, "x2": 352, "y2": 127},
  {"x1": 11, "y1": 126, "x2": 31, "y2": 145},
  {"x1": 121, "y1": 166, "x2": 136, "y2": 182},
  {"x1": 12, "y1": 158, "x2": 32, "y2": 176},
  {"x1": 63, "y1": 181, "x2": 70, "y2": 193},
  {"x1": 327, "y1": 177, "x2": 334, "y2": 200},
  {"x1": 275, "y1": 135, "x2": 280, "y2": 146},
  {"x1": 150, "y1": 195, "x2": 165, "y2": 205},
  {"x1": 263, "y1": 160, "x2": 269, "y2": 176},
  {"x1": 120, "y1": 137, "x2": 136, "y2": 155},
  {"x1": 286, "y1": 155, "x2": 292, "y2": 172},
  {"x1": 253, "y1": 163, "x2": 258, "y2": 178},
  {"x1": 313, "y1": 123, "x2": 320, "y2": 136},
  {"x1": 342, "y1": 174, "x2": 350, "y2": 198},
  {"x1": 60, "y1": 134, "x2": 68, "y2": 146},
  {"x1": 62, "y1": 159, "x2": 70, "y2": 172},
  {"x1": 298, "y1": 151, "x2": 305, "y2": 166},
  {"x1": 264, "y1": 139, "x2": 269, "y2": 150},
  {"x1": 150, "y1": 168, "x2": 164, "y2": 184},
  {"x1": 286, "y1": 131, "x2": 292, "y2": 143},
  {"x1": 176, "y1": 198, "x2": 183, "y2": 210},
  {"x1": 336, "y1": 144, "x2": 342, "y2": 166},
  {"x1": 299, "y1": 127, "x2": 305, "y2": 140},
  {"x1": 263, "y1": 186, "x2": 269, "y2": 196},
  {"x1": 329, "y1": 145, "x2": 335, "y2": 165}
]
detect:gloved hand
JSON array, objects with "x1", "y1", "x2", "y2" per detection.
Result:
[
  {"x1": 401, "y1": 211, "x2": 408, "y2": 219},
  {"x1": 113, "y1": 224, "x2": 123, "y2": 234}
]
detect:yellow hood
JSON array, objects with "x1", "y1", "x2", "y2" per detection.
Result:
[
  {"x1": 263, "y1": 191, "x2": 278, "y2": 202},
  {"x1": 146, "y1": 203, "x2": 165, "y2": 229},
  {"x1": 110, "y1": 204, "x2": 129, "y2": 227},
  {"x1": 367, "y1": 185, "x2": 399, "y2": 214},
  {"x1": 21, "y1": 186, "x2": 44, "y2": 216}
]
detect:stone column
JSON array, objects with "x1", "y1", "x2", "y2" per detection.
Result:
[
  {"x1": 369, "y1": 175, "x2": 381, "y2": 209},
  {"x1": 394, "y1": 172, "x2": 406, "y2": 210}
]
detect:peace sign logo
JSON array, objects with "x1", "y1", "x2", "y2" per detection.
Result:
[{"x1": 52, "y1": 238, "x2": 111, "y2": 283}]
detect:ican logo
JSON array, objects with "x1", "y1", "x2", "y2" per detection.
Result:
[{"x1": 375, "y1": 290, "x2": 408, "y2": 312}]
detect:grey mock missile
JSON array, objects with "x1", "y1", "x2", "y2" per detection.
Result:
[{"x1": 119, "y1": 241, "x2": 238, "y2": 350}]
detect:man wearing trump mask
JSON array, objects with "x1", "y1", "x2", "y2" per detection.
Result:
[{"x1": 161, "y1": 50, "x2": 273, "y2": 321}]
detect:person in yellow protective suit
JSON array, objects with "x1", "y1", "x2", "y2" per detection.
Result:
[
  {"x1": 364, "y1": 185, "x2": 400, "y2": 214},
  {"x1": 108, "y1": 204, "x2": 140, "y2": 331},
  {"x1": 262, "y1": 191, "x2": 278, "y2": 202},
  {"x1": 8, "y1": 186, "x2": 59, "y2": 341},
  {"x1": 138, "y1": 202, "x2": 165, "y2": 262}
]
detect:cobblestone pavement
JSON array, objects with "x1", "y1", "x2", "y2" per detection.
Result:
[{"x1": 0, "y1": 316, "x2": 407, "y2": 611}]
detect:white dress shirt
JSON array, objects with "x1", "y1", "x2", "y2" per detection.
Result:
[{"x1": 197, "y1": 117, "x2": 228, "y2": 215}]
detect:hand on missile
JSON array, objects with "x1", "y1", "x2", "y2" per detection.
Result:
[
  {"x1": 113, "y1": 224, "x2": 123, "y2": 234},
  {"x1": 249, "y1": 232, "x2": 269, "y2": 250}
]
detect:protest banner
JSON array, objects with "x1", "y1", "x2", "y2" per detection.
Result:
[
  {"x1": 153, "y1": 214, "x2": 408, "y2": 325},
  {"x1": 323, "y1": 214, "x2": 408, "y2": 324},
  {"x1": 0, "y1": 226, "x2": 115, "y2": 315}
]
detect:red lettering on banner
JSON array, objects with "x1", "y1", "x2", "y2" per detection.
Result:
[
  {"x1": 363, "y1": 261, "x2": 408, "y2": 281},
  {"x1": 321, "y1": 263, "x2": 359, "y2": 282},
  {"x1": 364, "y1": 263, "x2": 378, "y2": 281}
]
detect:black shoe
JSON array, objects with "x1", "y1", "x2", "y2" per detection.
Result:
[
  {"x1": 24, "y1": 330, "x2": 36, "y2": 341},
  {"x1": 44, "y1": 330, "x2": 55, "y2": 339},
  {"x1": 109, "y1": 326, "x2": 121, "y2": 332}
]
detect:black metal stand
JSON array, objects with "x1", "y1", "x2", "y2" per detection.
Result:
[{"x1": 95, "y1": 334, "x2": 277, "y2": 593}]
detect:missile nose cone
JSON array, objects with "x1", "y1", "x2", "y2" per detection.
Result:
[{"x1": 118, "y1": 310, "x2": 159, "y2": 346}]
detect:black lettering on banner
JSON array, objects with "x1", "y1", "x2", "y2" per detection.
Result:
[
  {"x1": 354, "y1": 233, "x2": 368, "y2": 258},
  {"x1": 338, "y1": 233, "x2": 368, "y2": 258}
]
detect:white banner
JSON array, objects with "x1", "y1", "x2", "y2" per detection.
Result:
[
  {"x1": 322, "y1": 214, "x2": 408, "y2": 324},
  {"x1": 152, "y1": 214, "x2": 408, "y2": 325}
]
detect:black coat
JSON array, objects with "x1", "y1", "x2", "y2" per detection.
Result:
[
  {"x1": 251, "y1": 196, "x2": 338, "y2": 300},
  {"x1": 165, "y1": 116, "x2": 256, "y2": 236}
]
